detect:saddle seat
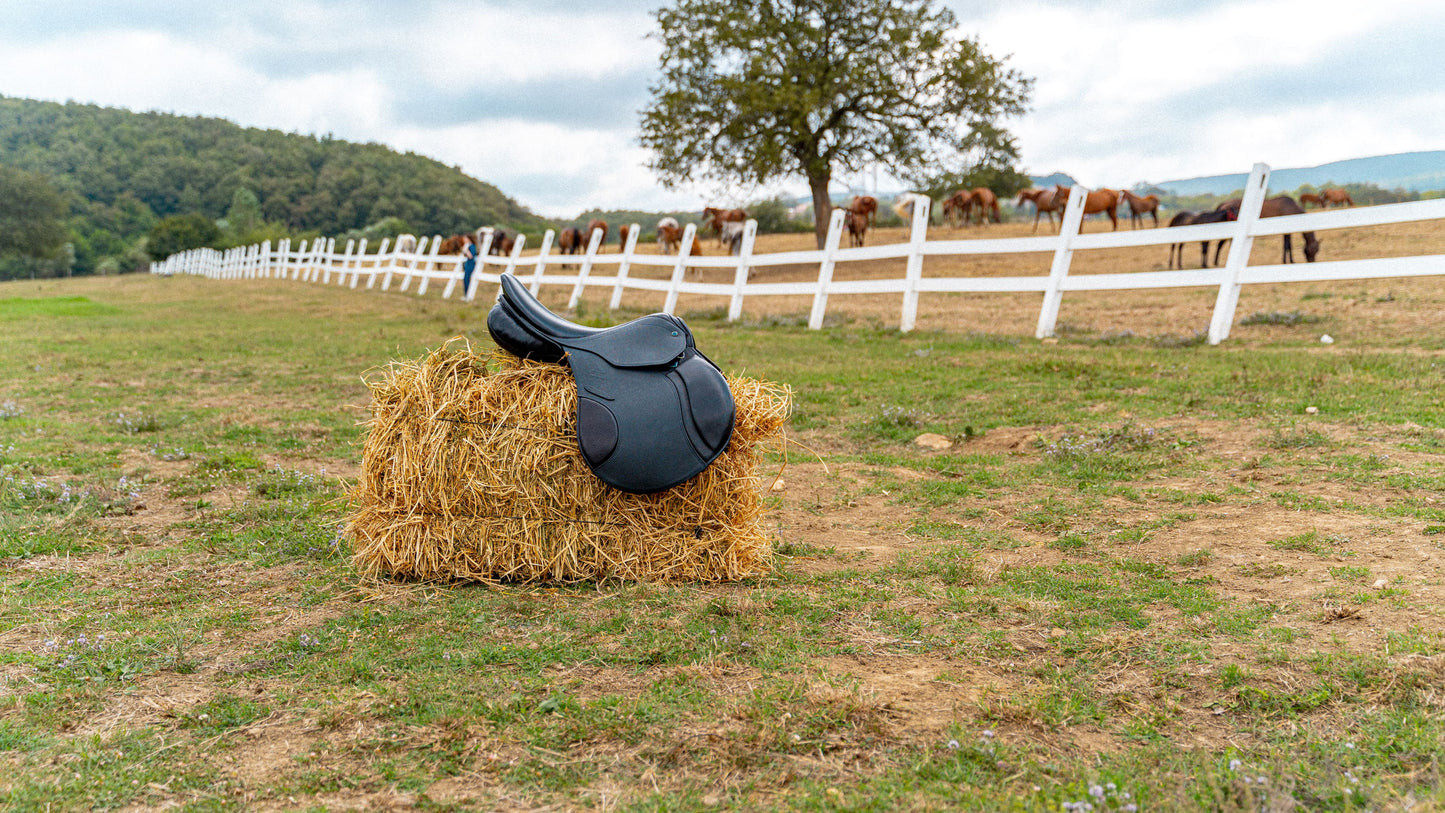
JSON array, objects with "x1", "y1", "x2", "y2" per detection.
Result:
[{"x1": 487, "y1": 274, "x2": 735, "y2": 494}]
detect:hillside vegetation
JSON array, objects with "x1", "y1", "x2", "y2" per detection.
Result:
[{"x1": 0, "y1": 96, "x2": 548, "y2": 278}]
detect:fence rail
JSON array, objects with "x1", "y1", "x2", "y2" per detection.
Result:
[{"x1": 152, "y1": 163, "x2": 1445, "y2": 344}]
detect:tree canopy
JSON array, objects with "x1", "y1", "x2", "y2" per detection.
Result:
[{"x1": 639, "y1": 0, "x2": 1032, "y2": 246}]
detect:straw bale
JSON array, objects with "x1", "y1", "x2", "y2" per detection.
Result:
[{"x1": 348, "y1": 339, "x2": 791, "y2": 583}]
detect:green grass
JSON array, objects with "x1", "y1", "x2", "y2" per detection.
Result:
[{"x1": 1, "y1": 275, "x2": 1443, "y2": 810}]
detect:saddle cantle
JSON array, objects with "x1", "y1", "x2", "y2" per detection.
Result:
[{"x1": 487, "y1": 274, "x2": 735, "y2": 494}]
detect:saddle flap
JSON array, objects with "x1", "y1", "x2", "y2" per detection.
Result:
[{"x1": 570, "y1": 316, "x2": 689, "y2": 368}]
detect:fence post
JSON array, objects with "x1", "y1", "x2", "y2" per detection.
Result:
[
  {"x1": 571, "y1": 226, "x2": 607, "y2": 310},
  {"x1": 504, "y1": 234, "x2": 527, "y2": 278},
  {"x1": 275, "y1": 238, "x2": 289, "y2": 279},
  {"x1": 664, "y1": 224, "x2": 699, "y2": 315},
  {"x1": 727, "y1": 220, "x2": 759, "y2": 322},
  {"x1": 328, "y1": 240, "x2": 352, "y2": 285},
  {"x1": 467, "y1": 231, "x2": 494, "y2": 302},
  {"x1": 349, "y1": 239, "x2": 368, "y2": 288},
  {"x1": 529, "y1": 230, "x2": 556, "y2": 295},
  {"x1": 807, "y1": 209, "x2": 849, "y2": 330},
  {"x1": 1209, "y1": 163, "x2": 1272, "y2": 345},
  {"x1": 899, "y1": 195, "x2": 932, "y2": 332},
  {"x1": 1035, "y1": 185, "x2": 1089, "y2": 338},
  {"x1": 366, "y1": 238, "x2": 388, "y2": 289},
  {"x1": 291, "y1": 240, "x2": 307, "y2": 280},
  {"x1": 607, "y1": 226, "x2": 639, "y2": 311}
]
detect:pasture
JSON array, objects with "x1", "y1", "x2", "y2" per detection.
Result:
[{"x1": 2, "y1": 222, "x2": 1444, "y2": 810}]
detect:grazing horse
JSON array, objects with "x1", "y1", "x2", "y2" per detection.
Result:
[
  {"x1": 586, "y1": 219, "x2": 609, "y2": 252},
  {"x1": 942, "y1": 190, "x2": 972, "y2": 227},
  {"x1": 1216, "y1": 195, "x2": 1320, "y2": 263},
  {"x1": 1320, "y1": 188, "x2": 1355, "y2": 208},
  {"x1": 968, "y1": 188, "x2": 1000, "y2": 225},
  {"x1": 849, "y1": 195, "x2": 878, "y2": 227},
  {"x1": 656, "y1": 217, "x2": 682, "y2": 255},
  {"x1": 558, "y1": 227, "x2": 585, "y2": 255},
  {"x1": 1299, "y1": 193, "x2": 1323, "y2": 209},
  {"x1": 617, "y1": 224, "x2": 632, "y2": 250},
  {"x1": 1119, "y1": 190, "x2": 1161, "y2": 228},
  {"x1": 1167, "y1": 209, "x2": 1237, "y2": 270}
]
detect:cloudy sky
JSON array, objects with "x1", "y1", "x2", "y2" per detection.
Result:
[{"x1": 2, "y1": 0, "x2": 1440, "y2": 218}]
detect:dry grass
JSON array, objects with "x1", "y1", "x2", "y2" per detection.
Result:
[{"x1": 347, "y1": 340, "x2": 792, "y2": 583}]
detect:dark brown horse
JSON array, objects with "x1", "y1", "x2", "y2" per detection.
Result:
[
  {"x1": 1167, "y1": 209, "x2": 1237, "y2": 269},
  {"x1": 487, "y1": 229, "x2": 510, "y2": 256},
  {"x1": 586, "y1": 219, "x2": 609, "y2": 252},
  {"x1": 558, "y1": 227, "x2": 585, "y2": 255},
  {"x1": 1216, "y1": 196, "x2": 1321, "y2": 263},
  {"x1": 1120, "y1": 190, "x2": 1161, "y2": 228}
]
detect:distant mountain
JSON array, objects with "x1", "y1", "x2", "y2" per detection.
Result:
[
  {"x1": 1029, "y1": 172, "x2": 1079, "y2": 188},
  {"x1": 1152, "y1": 151, "x2": 1445, "y2": 196}
]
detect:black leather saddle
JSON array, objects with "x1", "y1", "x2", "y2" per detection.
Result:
[{"x1": 487, "y1": 274, "x2": 735, "y2": 494}]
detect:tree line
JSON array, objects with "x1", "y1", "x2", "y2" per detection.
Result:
[{"x1": 0, "y1": 96, "x2": 548, "y2": 280}]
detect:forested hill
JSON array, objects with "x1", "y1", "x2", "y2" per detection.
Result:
[{"x1": 0, "y1": 95, "x2": 548, "y2": 274}]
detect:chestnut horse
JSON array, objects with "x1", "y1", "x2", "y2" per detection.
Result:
[
  {"x1": 617, "y1": 224, "x2": 632, "y2": 250},
  {"x1": 941, "y1": 190, "x2": 970, "y2": 227},
  {"x1": 1016, "y1": 187, "x2": 1065, "y2": 232},
  {"x1": 702, "y1": 207, "x2": 746, "y2": 245},
  {"x1": 1299, "y1": 193, "x2": 1323, "y2": 209},
  {"x1": 437, "y1": 234, "x2": 469, "y2": 255},
  {"x1": 849, "y1": 195, "x2": 878, "y2": 227},
  {"x1": 1320, "y1": 188, "x2": 1355, "y2": 208},
  {"x1": 1119, "y1": 190, "x2": 1160, "y2": 228},
  {"x1": 1057, "y1": 185, "x2": 1121, "y2": 230},
  {"x1": 968, "y1": 188, "x2": 1000, "y2": 225},
  {"x1": 842, "y1": 208, "x2": 869, "y2": 247},
  {"x1": 656, "y1": 217, "x2": 682, "y2": 255},
  {"x1": 586, "y1": 219, "x2": 609, "y2": 252}
]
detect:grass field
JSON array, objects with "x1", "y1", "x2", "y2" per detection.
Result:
[{"x1": 1, "y1": 225, "x2": 1443, "y2": 811}]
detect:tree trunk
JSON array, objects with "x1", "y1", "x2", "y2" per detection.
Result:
[{"x1": 808, "y1": 171, "x2": 833, "y2": 250}]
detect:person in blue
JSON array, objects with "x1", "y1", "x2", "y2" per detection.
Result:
[{"x1": 459, "y1": 233, "x2": 478, "y2": 300}]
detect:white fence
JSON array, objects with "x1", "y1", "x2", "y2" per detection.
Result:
[{"x1": 153, "y1": 163, "x2": 1445, "y2": 344}]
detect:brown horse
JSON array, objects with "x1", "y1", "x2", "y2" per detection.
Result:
[
  {"x1": 968, "y1": 188, "x2": 1001, "y2": 225},
  {"x1": 1015, "y1": 188, "x2": 1064, "y2": 232},
  {"x1": 1119, "y1": 190, "x2": 1161, "y2": 228},
  {"x1": 1055, "y1": 186, "x2": 1121, "y2": 230},
  {"x1": 1216, "y1": 196, "x2": 1320, "y2": 263},
  {"x1": 942, "y1": 190, "x2": 972, "y2": 227},
  {"x1": 702, "y1": 207, "x2": 746, "y2": 245},
  {"x1": 842, "y1": 208, "x2": 869, "y2": 247},
  {"x1": 656, "y1": 217, "x2": 682, "y2": 255},
  {"x1": 1299, "y1": 193, "x2": 1323, "y2": 209},
  {"x1": 437, "y1": 234, "x2": 469, "y2": 255},
  {"x1": 1320, "y1": 188, "x2": 1355, "y2": 208},
  {"x1": 1167, "y1": 209, "x2": 1237, "y2": 269},
  {"x1": 586, "y1": 219, "x2": 609, "y2": 252},
  {"x1": 849, "y1": 195, "x2": 878, "y2": 227},
  {"x1": 617, "y1": 224, "x2": 632, "y2": 250},
  {"x1": 558, "y1": 227, "x2": 585, "y2": 255}
]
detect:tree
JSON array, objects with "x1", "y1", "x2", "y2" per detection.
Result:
[
  {"x1": 639, "y1": 0, "x2": 1031, "y2": 247},
  {"x1": 225, "y1": 187, "x2": 263, "y2": 238},
  {"x1": 147, "y1": 213, "x2": 221, "y2": 260},
  {"x1": 0, "y1": 165, "x2": 68, "y2": 259}
]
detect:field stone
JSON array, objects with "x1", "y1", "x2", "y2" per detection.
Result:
[
  {"x1": 914, "y1": 433, "x2": 953, "y2": 451},
  {"x1": 1373, "y1": 578, "x2": 1389, "y2": 589}
]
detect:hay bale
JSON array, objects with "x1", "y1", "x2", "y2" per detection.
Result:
[{"x1": 347, "y1": 339, "x2": 791, "y2": 583}]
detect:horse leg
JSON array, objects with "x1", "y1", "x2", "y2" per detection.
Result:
[
  {"x1": 1213, "y1": 240, "x2": 1228, "y2": 267},
  {"x1": 1150, "y1": 211, "x2": 1158, "y2": 228},
  {"x1": 1282, "y1": 235, "x2": 1293, "y2": 264},
  {"x1": 1109, "y1": 206, "x2": 1118, "y2": 231}
]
